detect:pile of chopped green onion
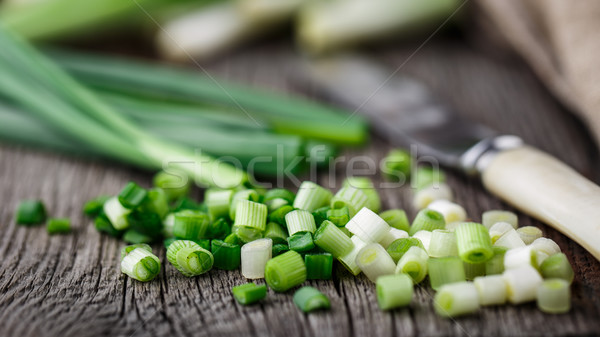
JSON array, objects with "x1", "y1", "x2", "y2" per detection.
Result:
[{"x1": 75, "y1": 155, "x2": 575, "y2": 316}]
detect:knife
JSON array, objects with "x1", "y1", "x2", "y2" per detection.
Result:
[{"x1": 299, "y1": 54, "x2": 600, "y2": 261}]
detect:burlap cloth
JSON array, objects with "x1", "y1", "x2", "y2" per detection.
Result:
[{"x1": 476, "y1": 0, "x2": 600, "y2": 145}]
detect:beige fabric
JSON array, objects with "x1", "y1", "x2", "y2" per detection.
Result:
[{"x1": 477, "y1": 0, "x2": 600, "y2": 145}]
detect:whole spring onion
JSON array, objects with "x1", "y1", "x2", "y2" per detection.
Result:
[
  {"x1": 232, "y1": 282, "x2": 267, "y2": 305},
  {"x1": 121, "y1": 247, "x2": 161, "y2": 282},
  {"x1": 0, "y1": 26, "x2": 247, "y2": 188},
  {"x1": 355, "y1": 243, "x2": 396, "y2": 282},
  {"x1": 241, "y1": 238, "x2": 273, "y2": 279},
  {"x1": 167, "y1": 240, "x2": 214, "y2": 277},
  {"x1": 454, "y1": 222, "x2": 493, "y2": 264},
  {"x1": 293, "y1": 286, "x2": 330, "y2": 312},
  {"x1": 376, "y1": 274, "x2": 413, "y2": 310},
  {"x1": 15, "y1": 200, "x2": 46, "y2": 225},
  {"x1": 265, "y1": 250, "x2": 307, "y2": 292},
  {"x1": 346, "y1": 207, "x2": 390, "y2": 243},
  {"x1": 434, "y1": 282, "x2": 480, "y2": 318}
]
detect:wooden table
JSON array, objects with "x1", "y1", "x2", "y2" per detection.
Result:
[{"x1": 1, "y1": 38, "x2": 599, "y2": 337}]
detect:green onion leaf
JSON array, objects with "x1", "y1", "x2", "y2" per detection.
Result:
[
  {"x1": 305, "y1": 253, "x2": 333, "y2": 280},
  {"x1": 326, "y1": 206, "x2": 349, "y2": 227},
  {"x1": 118, "y1": 182, "x2": 148, "y2": 209},
  {"x1": 272, "y1": 243, "x2": 290, "y2": 257},
  {"x1": 264, "y1": 221, "x2": 288, "y2": 244},
  {"x1": 287, "y1": 232, "x2": 315, "y2": 253},
  {"x1": 16, "y1": 200, "x2": 46, "y2": 225},
  {"x1": 83, "y1": 195, "x2": 110, "y2": 218},
  {"x1": 211, "y1": 239, "x2": 241, "y2": 270},
  {"x1": 46, "y1": 218, "x2": 71, "y2": 234},
  {"x1": 173, "y1": 210, "x2": 210, "y2": 240}
]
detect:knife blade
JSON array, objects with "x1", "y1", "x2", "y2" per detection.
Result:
[{"x1": 297, "y1": 54, "x2": 600, "y2": 261}]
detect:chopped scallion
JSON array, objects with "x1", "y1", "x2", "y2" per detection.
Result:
[
  {"x1": 503, "y1": 265, "x2": 543, "y2": 304},
  {"x1": 265, "y1": 250, "x2": 307, "y2": 292},
  {"x1": 346, "y1": 207, "x2": 390, "y2": 243},
  {"x1": 379, "y1": 209, "x2": 410, "y2": 232},
  {"x1": 338, "y1": 235, "x2": 367, "y2": 275},
  {"x1": 455, "y1": 222, "x2": 493, "y2": 264},
  {"x1": 427, "y1": 200, "x2": 467, "y2": 224},
  {"x1": 409, "y1": 209, "x2": 445, "y2": 236},
  {"x1": 379, "y1": 228, "x2": 409, "y2": 249},
  {"x1": 355, "y1": 243, "x2": 396, "y2": 282},
  {"x1": 120, "y1": 247, "x2": 160, "y2": 282},
  {"x1": 272, "y1": 243, "x2": 290, "y2": 257},
  {"x1": 229, "y1": 189, "x2": 260, "y2": 220},
  {"x1": 343, "y1": 176, "x2": 381, "y2": 213},
  {"x1": 516, "y1": 226, "x2": 543, "y2": 245},
  {"x1": 395, "y1": 246, "x2": 429, "y2": 284},
  {"x1": 264, "y1": 221, "x2": 288, "y2": 244},
  {"x1": 376, "y1": 274, "x2": 414, "y2": 310},
  {"x1": 473, "y1": 275, "x2": 507, "y2": 306},
  {"x1": 103, "y1": 196, "x2": 130, "y2": 230},
  {"x1": 326, "y1": 206, "x2": 350, "y2": 227},
  {"x1": 305, "y1": 253, "x2": 333, "y2": 280},
  {"x1": 427, "y1": 229, "x2": 458, "y2": 258},
  {"x1": 234, "y1": 200, "x2": 268, "y2": 232},
  {"x1": 540, "y1": 253, "x2": 574, "y2": 284},
  {"x1": 285, "y1": 209, "x2": 317, "y2": 236},
  {"x1": 83, "y1": 195, "x2": 110, "y2": 218},
  {"x1": 293, "y1": 181, "x2": 333, "y2": 212},
  {"x1": 387, "y1": 237, "x2": 425, "y2": 263},
  {"x1": 434, "y1": 282, "x2": 479, "y2": 317},
  {"x1": 313, "y1": 220, "x2": 354, "y2": 258},
  {"x1": 118, "y1": 182, "x2": 148, "y2": 209},
  {"x1": 232, "y1": 283, "x2": 267, "y2": 305},
  {"x1": 412, "y1": 183, "x2": 452, "y2": 210},
  {"x1": 287, "y1": 232, "x2": 315, "y2": 253},
  {"x1": 167, "y1": 240, "x2": 214, "y2": 277},
  {"x1": 482, "y1": 210, "x2": 518, "y2": 230},
  {"x1": 211, "y1": 239, "x2": 241, "y2": 270},
  {"x1": 173, "y1": 210, "x2": 211, "y2": 240},
  {"x1": 121, "y1": 243, "x2": 152, "y2": 260},
  {"x1": 241, "y1": 238, "x2": 273, "y2": 279},
  {"x1": 293, "y1": 286, "x2": 330, "y2": 312},
  {"x1": 205, "y1": 189, "x2": 234, "y2": 220},
  {"x1": 537, "y1": 279, "x2": 571, "y2": 313},
  {"x1": 428, "y1": 257, "x2": 466, "y2": 290},
  {"x1": 46, "y1": 218, "x2": 71, "y2": 234},
  {"x1": 330, "y1": 186, "x2": 368, "y2": 217}
]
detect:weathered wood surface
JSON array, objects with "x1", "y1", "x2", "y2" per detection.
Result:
[{"x1": 1, "y1": 39, "x2": 600, "y2": 337}]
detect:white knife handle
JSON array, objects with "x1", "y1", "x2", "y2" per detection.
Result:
[{"x1": 481, "y1": 146, "x2": 600, "y2": 261}]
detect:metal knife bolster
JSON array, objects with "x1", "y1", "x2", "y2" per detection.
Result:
[{"x1": 459, "y1": 135, "x2": 524, "y2": 175}]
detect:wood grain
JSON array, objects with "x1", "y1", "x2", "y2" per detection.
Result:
[{"x1": 1, "y1": 39, "x2": 599, "y2": 337}]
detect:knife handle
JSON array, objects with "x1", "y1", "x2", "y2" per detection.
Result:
[{"x1": 481, "y1": 146, "x2": 600, "y2": 261}]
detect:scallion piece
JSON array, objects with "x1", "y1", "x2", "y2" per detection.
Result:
[
  {"x1": 123, "y1": 230, "x2": 153, "y2": 244},
  {"x1": 94, "y1": 214, "x2": 123, "y2": 238},
  {"x1": 224, "y1": 233, "x2": 242, "y2": 245},
  {"x1": 427, "y1": 200, "x2": 467, "y2": 224},
  {"x1": 381, "y1": 149, "x2": 411, "y2": 182},
  {"x1": 376, "y1": 274, "x2": 413, "y2": 310},
  {"x1": 120, "y1": 247, "x2": 160, "y2": 282},
  {"x1": 173, "y1": 210, "x2": 210, "y2": 240},
  {"x1": 121, "y1": 243, "x2": 152, "y2": 260},
  {"x1": 411, "y1": 230, "x2": 433, "y2": 253},
  {"x1": 103, "y1": 196, "x2": 130, "y2": 230},
  {"x1": 540, "y1": 253, "x2": 574, "y2": 284},
  {"x1": 241, "y1": 238, "x2": 273, "y2": 279},
  {"x1": 428, "y1": 229, "x2": 458, "y2": 258},
  {"x1": 265, "y1": 250, "x2": 307, "y2": 292},
  {"x1": 379, "y1": 209, "x2": 410, "y2": 232},
  {"x1": 313, "y1": 220, "x2": 354, "y2": 258},
  {"x1": 17, "y1": 199, "x2": 46, "y2": 225},
  {"x1": 455, "y1": 222, "x2": 493, "y2": 264},
  {"x1": 409, "y1": 209, "x2": 445, "y2": 236},
  {"x1": 46, "y1": 218, "x2": 71, "y2": 234},
  {"x1": 171, "y1": 197, "x2": 203, "y2": 212},
  {"x1": 434, "y1": 282, "x2": 479, "y2": 318},
  {"x1": 229, "y1": 189, "x2": 260, "y2": 220},
  {"x1": 530, "y1": 237, "x2": 561, "y2": 256},
  {"x1": 326, "y1": 206, "x2": 349, "y2": 227},
  {"x1": 346, "y1": 207, "x2": 390, "y2": 243},
  {"x1": 474, "y1": 275, "x2": 507, "y2": 306},
  {"x1": 395, "y1": 246, "x2": 429, "y2": 284},
  {"x1": 83, "y1": 195, "x2": 110, "y2": 218},
  {"x1": 355, "y1": 243, "x2": 396, "y2": 282},
  {"x1": 330, "y1": 186, "x2": 368, "y2": 217},
  {"x1": 269, "y1": 205, "x2": 294, "y2": 226},
  {"x1": 287, "y1": 232, "x2": 315, "y2": 253},
  {"x1": 264, "y1": 222, "x2": 288, "y2": 244},
  {"x1": 338, "y1": 235, "x2": 367, "y2": 275},
  {"x1": 463, "y1": 261, "x2": 486, "y2": 280},
  {"x1": 142, "y1": 188, "x2": 169, "y2": 219},
  {"x1": 293, "y1": 286, "x2": 330, "y2": 312},
  {"x1": 118, "y1": 182, "x2": 148, "y2": 209},
  {"x1": 312, "y1": 206, "x2": 331, "y2": 226},
  {"x1": 293, "y1": 181, "x2": 333, "y2": 212},
  {"x1": 305, "y1": 253, "x2": 333, "y2": 280},
  {"x1": 387, "y1": 238, "x2": 424, "y2": 263},
  {"x1": 167, "y1": 240, "x2": 214, "y2": 277},
  {"x1": 163, "y1": 237, "x2": 176, "y2": 249},
  {"x1": 379, "y1": 228, "x2": 409, "y2": 249},
  {"x1": 488, "y1": 222, "x2": 514, "y2": 243},
  {"x1": 195, "y1": 239, "x2": 211, "y2": 251},
  {"x1": 153, "y1": 170, "x2": 190, "y2": 202},
  {"x1": 428, "y1": 257, "x2": 466, "y2": 290},
  {"x1": 412, "y1": 183, "x2": 452, "y2": 210},
  {"x1": 285, "y1": 209, "x2": 317, "y2": 236},
  {"x1": 493, "y1": 229, "x2": 526, "y2": 249},
  {"x1": 412, "y1": 167, "x2": 446, "y2": 191},
  {"x1": 232, "y1": 283, "x2": 267, "y2": 305},
  {"x1": 205, "y1": 189, "x2": 234, "y2": 220},
  {"x1": 126, "y1": 211, "x2": 162, "y2": 240},
  {"x1": 537, "y1": 279, "x2": 571, "y2": 314},
  {"x1": 343, "y1": 176, "x2": 381, "y2": 213},
  {"x1": 162, "y1": 213, "x2": 175, "y2": 238},
  {"x1": 485, "y1": 246, "x2": 507, "y2": 275},
  {"x1": 482, "y1": 210, "x2": 518, "y2": 230},
  {"x1": 232, "y1": 225, "x2": 264, "y2": 243},
  {"x1": 504, "y1": 246, "x2": 539, "y2": 270},
  {"x1": 515, "y1": 226, "x2": 543, "y2": 245},
  {"x1": 207, "y1": 217, "x2": 231, "y2": 240},
  {"x1": 272, "y1": 243, "x2": 290, "y2": 257},
  {"x1": 264, "y1": 188, "x2": 295, "y2": 204},
  {"x1": 211, "y1": 239, "x2": 241, "y2": 270},
  {"x1": 234, "y1": 200, "x2": 268, "y2": 232},
  {"x1": 503, "y1": 265, "x2": 543, "y2": 304}
]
